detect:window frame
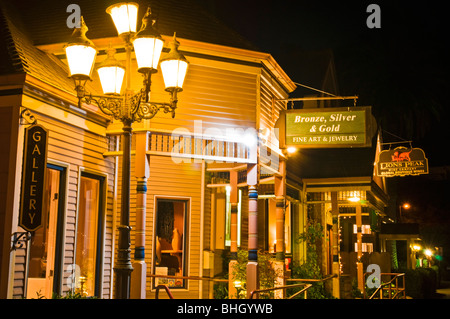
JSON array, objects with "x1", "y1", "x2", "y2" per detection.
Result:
[
  {"x1": 152, "y1": 196, "x2": 190, "y2": 290},
  {"x1": 74, "y1": 169, "x2": 107, "y2": 298}
]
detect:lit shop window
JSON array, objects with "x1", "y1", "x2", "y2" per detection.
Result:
[
  {"x1": 75, "y1": 173, "x2": 105, "y2": 297},
  {"x1": 353, "y1": 224, "x2": 372, "y2": 234},
  {"x1": 268, "y1": 199, "x2": 292, "y2": 254},
  {"x1": 27, "y1": 166, "x2": 65, "y2": 299},
  {"x1": 154, "y1": 198, "x2": 188, "y2": 289},
  {"x1": 225, "y1": 187, "x2": 242, "y2": 247},
  {"x1": 354, "y1": 242, "x2": 374, "y2": 253}
]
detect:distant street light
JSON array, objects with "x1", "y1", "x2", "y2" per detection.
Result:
[{"x1": 399, "y1": 202, "x2": 411, "y2": 222}]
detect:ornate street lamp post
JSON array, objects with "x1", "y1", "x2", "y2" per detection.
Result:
[{"x1": 64, "y1": 2, "x2": 189, "y2": 299}]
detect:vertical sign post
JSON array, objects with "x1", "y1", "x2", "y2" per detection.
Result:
[{"x1": 19, "y1": 124, "x2": 48, "y2": 232}]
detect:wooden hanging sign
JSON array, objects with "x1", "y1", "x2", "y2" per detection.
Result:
[
  {"x1": 19, "y1": 124, "x2": 48, "y2": 232},
  {"x1": 376, "y1": 146, "x2": 429, "y2": 177},
  {"x1": 276, "y1": 106, "x2": 375, "y2": 149}
]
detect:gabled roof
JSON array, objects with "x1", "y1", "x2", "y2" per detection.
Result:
[
  {"x1": 0, "y1": 0, "x2": 76, "y2": 94},
  {"x1": 8, "y1": 0, "x2": 259, "y2": 51},
  {"x1": 0, "y1": 0, "x2": 270, "y2": 102},
  {"x1": 0, "y1": 0, "x2": 292, "y2": 97}
]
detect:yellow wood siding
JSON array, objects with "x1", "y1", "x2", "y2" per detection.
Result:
[
  {"x1": 240, "y1": 188, "x2": 249, "y2": 250},
  {"x1": 12, "y1": 108, "x2": 115, "y2": 299},
  {"x1": 259, "y1": 70, "x2": 288, "y2": 134},
  {"x1": 115, "y1": 150, "x2": 203, "y2": 299},
  {"x1": 142, "y1": 63, "x2": 258, "y2": 133}
]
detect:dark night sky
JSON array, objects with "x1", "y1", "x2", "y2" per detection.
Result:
[
  {"x1": 200, "y1": 0, "x2": 450, "y2": 166},
  {"x1": 199, "y1": 1, "x2": 450, "y2": 248}
]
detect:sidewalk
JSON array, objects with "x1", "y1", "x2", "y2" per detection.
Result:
[{"x1": 435, "y1": 281, "x2": 450, "y2": 299}]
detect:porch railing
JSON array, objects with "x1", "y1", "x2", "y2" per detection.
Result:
[
  {"x1": 249, "y1": 274, "x2": 338, "y2": 299},
  {"x1": 147, "y1": 129, "x2": 255, "y2": 163},
  {"x1": 150, "y1": 273, "x2": 338, "y2": 299},
  {"x1": 249, "y1": 283, "x2": 313, "y2": 299},
  {"x1": 364, "y1": 272, "x2": 406, "y2": 299},
  {"x1": 155, "y1": 284, "x2": 174, "y2": 299}
]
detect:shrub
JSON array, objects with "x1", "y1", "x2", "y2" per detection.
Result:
[
  {"x1": 213, "y1": 282, "x2": 228, "y2": 299},
  {"x1": 231, "y1": 249, "x2": 280, "y2": 299},
  {"x1": 288, "y1": 221, "x2": 334, "y2": 299},
  {"x1": 404, "y1": 267, "x2": 438, "y2": 298}
]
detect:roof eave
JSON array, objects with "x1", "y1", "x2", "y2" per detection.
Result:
[{"x1": 37, "y1": 35, "x2": 297, "y2": 94}]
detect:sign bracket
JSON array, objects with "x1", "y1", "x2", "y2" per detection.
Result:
[
  {"x1": 11, "y1": 231, "x2": 31, "y2": 252},
  {"x1": 277, "y1": 95, "x2": 359, "y2": 102},
  {"x1": 20, "y1": 107, "x2": 37, "y2": 126}
]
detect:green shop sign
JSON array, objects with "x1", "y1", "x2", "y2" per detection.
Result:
[{"x1": 276, "y1": 106, "x2": 374, "y2": 149}]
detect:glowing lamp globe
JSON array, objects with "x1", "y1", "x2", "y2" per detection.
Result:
[
  {"x1": 132, "y1": 7, "x2": 164, "y2": 73},
  {"x1": 106, "y1": 2, "x2": 139, "y2": 36},
  {"x1": 160, "y1": 34, "x2": 189, "y2": 92},
  {"x1": 97, "y1": 47, "x2": 125, "y2": 95},
  {"x1": 65, "y1": 17, "x2": 97, "y2": 80}
]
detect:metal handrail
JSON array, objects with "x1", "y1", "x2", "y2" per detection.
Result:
[
  {"x1": 150, "y1": 273, "x2": 337, "y2": 299},
  {"x1": 148, "y1": 273, "x2": 228, "y2": 283},
  {"x1": 150, "y1": 274, "x2": 227, "y2": 299},
  {"x1": 287, "y1": 284, "x2": 313, "y2": 299},
  {"x1": 249, "y1": 283, "x2": 313, "y2": 299},
  {"x1": 249, "y1": 274, "x2": 337, "y2": 299},
  {"x1": 366, "y1": 273, "x2": 406, "y2": 299},
  {"x1": 155, "y1": 284, "x2": 174, "y2": 299},
  {"x1": 287, "y1": 273, "x2": 338, "y2": 283}
]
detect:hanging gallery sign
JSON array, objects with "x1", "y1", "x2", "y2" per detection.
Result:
[
  {"x1": 376, "y1": 146, "x2": 429, "y2": 177},
  {"x1": 276, "y1": 106, "x2": 375, "y2": 148},
  {"x1": 19, "y1": 124, "x2": 48, "y2": 232}
]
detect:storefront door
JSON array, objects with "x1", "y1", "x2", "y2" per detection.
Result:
[{"x1": 27, "y1": 165, "x2": 65, "y2": 299}]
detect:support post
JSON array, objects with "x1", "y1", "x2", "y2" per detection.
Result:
[
  {"x1": 356, "y1": 203, "x2": 364, "y2": 293},
  {"x1": 274, "y1": 158, "x2": 286, "y2": 299},
  {"x1": 131, "y1": 132, "x2": 149, "y2": 299},
  {"x1": 114, "y1": 119, "x2": 134, "y2": 299},
  {"x1": 246, "y1": 164, "x2": 258, "y2": 298},
  {"x1": 331, "y1": 192, "x2": 340, "y2": 298},
  {"x1": 114, "y1": 38, "x2": 134, "y2": 299},
  {"x1": 228, "y1": 170, "x2": 239, "y2": 298}
]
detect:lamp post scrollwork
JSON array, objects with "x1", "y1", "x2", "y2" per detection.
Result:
[{"x1": 64, "y1": 3, "x2": 188, "y2": 299}]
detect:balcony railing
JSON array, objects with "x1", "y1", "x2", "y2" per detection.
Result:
[
  {"x1": 104, "y1": 128, "x2": 257, "y2": 163},
  {"x1": 148, "y1": 129, "x2": 255, "y2": 163}
]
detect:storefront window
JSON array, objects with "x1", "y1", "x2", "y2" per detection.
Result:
[
  {"x1": 268, "y1": 199, "x2": 292, "y2": 254},
  {"x1": 225, "y1": 187, "x2": 242, "y2": 247},
  {"x1": 353, "y1": 224, "x2": 372, "y2": 234},
  {"x1": 75, "y1": 173, "x2": 104, "y2": 297},
  {"x1": 27, "y1": 166, "x2": 64, "y2": 299},
  {"x1": 154, "y1": 198, "x2": 188, "y2": 289}
]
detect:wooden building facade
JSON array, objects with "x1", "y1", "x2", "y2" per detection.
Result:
[
  {"x1": 0, "y1": 0, "x2": 391, "y2": 300},
  {"x1": 0, "y1": 0, "x2": 300, "y2": 299}
]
